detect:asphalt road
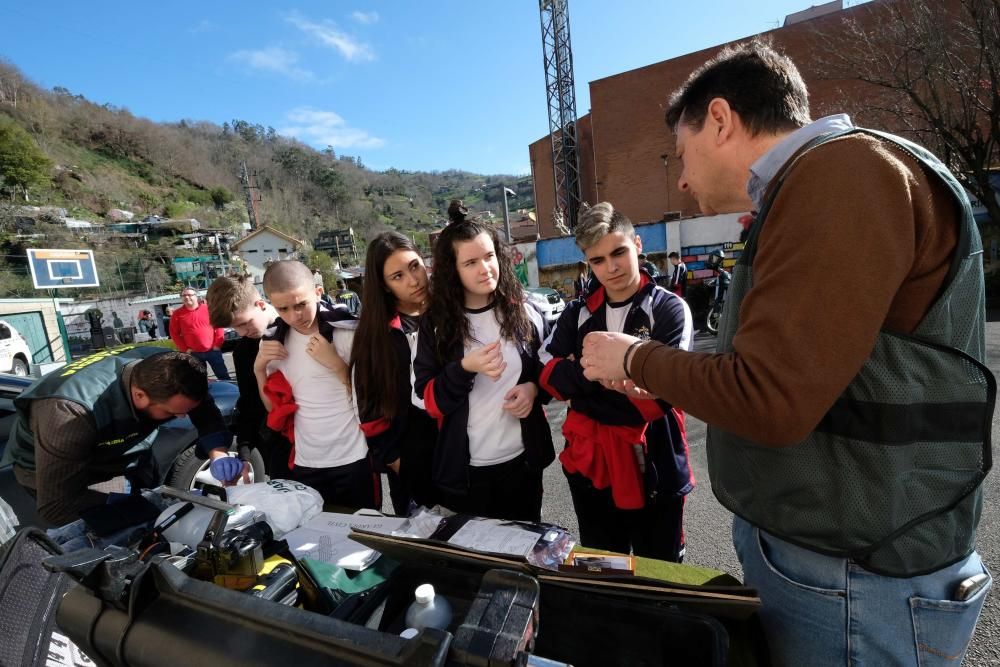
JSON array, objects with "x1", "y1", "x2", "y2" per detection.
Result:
[{"x1": 537, "y1": 325, "x2": 1000, "y2": 667}]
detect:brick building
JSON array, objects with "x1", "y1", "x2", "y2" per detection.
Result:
[{"x1": 528, "y1": 0, "x2": 913, "y2": 239}]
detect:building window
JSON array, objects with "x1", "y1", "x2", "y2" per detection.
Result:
[
  {"x1": 246, "y1": 249, "x2": 258, "y2": 253},
  {"x1": 264, "y1": 249, "x2": 274, "y2": 253},
  {"x1": 278, "y1": 248, "x2": 287, "y2": 254}
]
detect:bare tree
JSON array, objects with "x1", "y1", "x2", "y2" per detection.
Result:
[{"x1": 813, "y1": 0, "x2": 1000, "y2": 227}]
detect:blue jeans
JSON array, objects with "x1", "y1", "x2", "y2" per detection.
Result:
[
  {"x1": 193, "y1": 349, "x2": 231, "y2": 381},
  {"x1": 733, "y1": 515, "x2": 990, "y2": 666}
]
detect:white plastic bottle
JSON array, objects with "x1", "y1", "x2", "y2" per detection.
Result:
[{"x1": 403, "y1": 584, "x2": 453, "y2": 631}]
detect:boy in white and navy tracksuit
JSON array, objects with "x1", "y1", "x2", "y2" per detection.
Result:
[{"x1": 540, "y1": 273, "x2": 694, "y2": 561}]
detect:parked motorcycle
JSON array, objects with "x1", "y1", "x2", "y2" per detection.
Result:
[{"x1": 705, "y1": 250, "x2": 731, "y2": 335}]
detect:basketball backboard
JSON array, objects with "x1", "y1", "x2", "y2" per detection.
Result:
[{"x1": 27, "y1": 249, "x2": 100, "y2": 289}]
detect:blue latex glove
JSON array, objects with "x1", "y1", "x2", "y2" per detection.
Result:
[{"x1": 210, "y1": 456, "x2": 242, "y2": 482}]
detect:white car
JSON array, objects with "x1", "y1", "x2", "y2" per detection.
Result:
[
  {"x1": 526, "y1": 287, "x2": 567, "y2": 325},
  {"x1": 0, "y1": 321, "x2": 30, "y2": 376}
]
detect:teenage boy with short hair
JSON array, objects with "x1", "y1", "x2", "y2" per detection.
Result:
[
  {"x1": 666, "y1": 252, "x2": 687, "y2": 297},
  {"x1": 206, "y1": 274, "x2": 289, "y2": 478},
  {"x1": 255, "y1": 261, "x2": 378, "y2": 510},
  {"x1": 539, "y1": 202, "x2": 693, "y2": 561}
]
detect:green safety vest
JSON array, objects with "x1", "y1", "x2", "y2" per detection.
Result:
[
  {"x1": 2, "y1": 346, "x2": 168, "y2": 474},
  {"x1": 708, "y1": 129, "x2": 995, "y2": 577}
]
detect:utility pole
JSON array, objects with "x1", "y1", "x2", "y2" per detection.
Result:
[
  {"x1": 114, "y1": 256, "x2": 126, "y2": 295},
  {"x1": 501, "y1": 186, "x2": 516, "y2": 244},
  {"x1": 240, "y1": 161, "x2": 261, "y2": 231},
  {"x1": 140, "y1": 258, "x2": 150, "y2": 296}
]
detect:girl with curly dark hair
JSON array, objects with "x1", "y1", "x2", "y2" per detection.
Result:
[
  {"x1": 351, "y1": 231, "x2": 438, "y2": 514},
  {"x1": 413, "y1": 216, "x2": 554, "y2": 521}
]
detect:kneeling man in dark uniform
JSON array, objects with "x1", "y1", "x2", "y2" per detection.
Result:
[{"x1": 1, "y1": 348, "x2": 236, "y2": 525}]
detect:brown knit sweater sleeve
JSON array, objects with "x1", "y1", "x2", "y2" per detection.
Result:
[
  {"x1": 30, "y1": 398, "x2": 107, "y2": 525},
  {"x1": 630, "y1": 135, "x2": 957, "y2": 446}
]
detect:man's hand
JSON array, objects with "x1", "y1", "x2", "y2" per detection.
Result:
[
  {"x1": 462, "y1": 341, "x2": 506, "y2": 381},
  {"x1": 503, "y1": 382, "x2": 537, "y2": 419},
  {"x1": 601, "y1": 378, "x2": 656, "y2": 400},
  {"x1": 581, "y1": 331, "x2": 640, "y2": 381},
  {"x1": 253, "y1": 340, "x2": 287, "y2": 374},
  {"x1": 387, "y1": 458, "x2": 401, "y2": 474},
  {"x1": 209, "y1": 451, "x2": 250, "y2": 486}
]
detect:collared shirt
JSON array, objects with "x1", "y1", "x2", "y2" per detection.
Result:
[{"x1": 747, "y1": 114, "x2": 854, "y2": 209}]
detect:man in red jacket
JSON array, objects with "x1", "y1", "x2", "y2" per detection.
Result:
[{"x1": 169, "y1": 287, "x2": 232, "y2": 380}]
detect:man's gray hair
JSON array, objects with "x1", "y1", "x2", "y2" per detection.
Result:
[{"x1": 575, "y1": 202, "x2": 635, "y2": 251}]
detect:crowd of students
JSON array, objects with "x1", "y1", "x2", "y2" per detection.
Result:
[{"x1": 204, "y1": 200, "x2": 693, "y2": 562}]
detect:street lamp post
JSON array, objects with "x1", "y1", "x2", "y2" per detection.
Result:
[{"x1": 501, "y1": 186, "x2": 516, "y2": 244}]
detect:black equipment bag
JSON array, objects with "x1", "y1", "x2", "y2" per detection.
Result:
[
  {"x1": 355, "y1": 533, "x2": 742, "y2": 667},
  {"x1": 54, "y1": 557, "x2": 452, "y2": 667},
  {"x1": 0, "y1": 528, "x2": 83, "y2": 667}
]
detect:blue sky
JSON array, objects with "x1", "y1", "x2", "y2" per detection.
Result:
[{"x1": 1, "y1": 1, "x2": 869, "y2": 175}]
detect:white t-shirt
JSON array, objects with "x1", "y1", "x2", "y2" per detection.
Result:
[
  {"x1": 465, "y1": 307, "x2": 525, "y2": 467},
  {"x1": 605, "y1": 299, "x2": 632, "y2": 334},
  {"x1": 270, "y1": 328, "x2": 367, "y2": 468}
]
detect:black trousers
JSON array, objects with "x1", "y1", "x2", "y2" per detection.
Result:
[
  {"x1": 385, "y1": 440, "x2": 439, "y2": 516},
  {"x1": 565, "y1": 468, "x2": 685, "y2": 562},
  {"x1": 289, "y1": 457, "x2": 380, "y2": 512},
  {"x1": 438, "y1": 453, "x2": 543, "y2": 522}
]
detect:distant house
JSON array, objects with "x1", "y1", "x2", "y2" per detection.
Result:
[
  {"x1": 232, "y1": 225, "x2": 304, "y2": 287},
  {"x1": 313, "y1": 227, "x2": 358, "y2": 267},
  {"x1": 509, "y1": 210, "x2": 539, "y2": 243},
  {"x1": 172, "y1": 255, "x2": 230, "y2": 288}
]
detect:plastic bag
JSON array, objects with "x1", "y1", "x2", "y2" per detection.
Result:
[{"x1": 226, "y1": 479, "x2": 323, "y2": 538}]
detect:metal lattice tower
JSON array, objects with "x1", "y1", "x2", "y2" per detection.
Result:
[
  {"x1": 240, "y1": 161, "x2": 261, "y2": 231},
  {"x1": 539, "y1": 0, "x2": 583, "y2": 231}
]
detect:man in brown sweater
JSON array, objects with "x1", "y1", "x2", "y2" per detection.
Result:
[{"x1": 581, "y1": 40, "x2": 992, "y2": 665}]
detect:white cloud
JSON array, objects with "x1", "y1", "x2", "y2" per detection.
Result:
[
  {"x1": 228, "y1": 47, "x2": 314, "y2": 81},
  {"x1": 189, "y1": 19, "x2": 214, "y2": 34},
  {"x1": 351, "y1": 10, "x2": 379, "y2": 25},
  {"x1": 286, "y1": 13, "x2": 375, "y2": 62},
  {"x1": 279, "y1": 107, "x2": 385, "y2": 149}
]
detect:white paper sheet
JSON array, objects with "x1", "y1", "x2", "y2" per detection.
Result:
[
  {"x1": 283, "y1": 512, "x2": 408, "y2": 569},
  {"x1": 447, "y1": 520, "x2": 540, "y2": 557}
]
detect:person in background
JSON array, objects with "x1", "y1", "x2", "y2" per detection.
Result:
[
  {"x1": 413, "y1": 212, "x2": 553, "y2": 522},
  {"x1": 573, "y1": 260, "x2": 590, "y2": 301},
  {"x1": 666, "y1": 252, "x2": 687, "y2": 298},
  {"x1": 333, "y1": 279, "x2": 361, "y2": 316},
  {"x1": 540, "y1": 202, "x2": 693, "y2": 561},
  {"x1": 169, "y1": 287, "x2": 232, "y2": 381},
  {"x1": 579, "y1": 39, "x2": 992, "y2": 665},
  {"x1": 638, "y1": 253, "x2": 659, "y2": 278},
  {"x1": 255, "y1": 261, "x2": 377, "y2": 510},
  {"x1": 161, "y1": 305, "x2": 172, "y2": 336},
  {"x1": 206, "y1": 275, "x2": 289, "y2": 479},
  {"x1": 351, "y1": 232, "x2": 438, "y2": 515},
  {"x1": 137, "y1": 310, "x2": 158, "y2": 340}
]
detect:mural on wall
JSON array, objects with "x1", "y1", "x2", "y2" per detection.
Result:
[
  {"x1": 512, "y1": 242, "x2": 539, "y2": 288},
  {"x1": 512, "y1": 246, "x2": 529, "y2": 287},
  {"x1": 681, "y1": 240, "x2": 744, "y2": 285}
]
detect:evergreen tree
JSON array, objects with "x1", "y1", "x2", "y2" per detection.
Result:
[{"x1": 0, "y1": 115, "x2": 51, "y2": 200}]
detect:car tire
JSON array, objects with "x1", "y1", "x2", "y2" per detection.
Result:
[
  {"x1": 166, "y1": 445, "x2": 267, "y2": 491},
  {"x1": 10, "y1": 358, "x2": 28, "y2": 377}
]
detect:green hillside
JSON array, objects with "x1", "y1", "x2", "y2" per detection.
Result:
[{"x1": 0, "y1": 60, "x2": 533, "y2": 298}]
